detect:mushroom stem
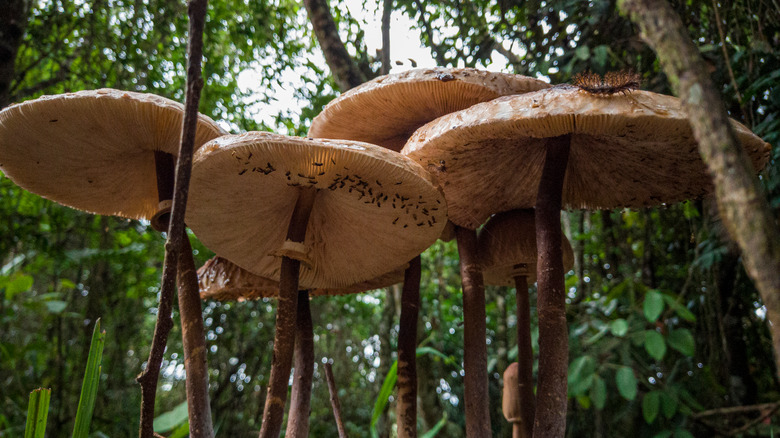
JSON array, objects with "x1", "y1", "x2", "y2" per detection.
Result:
[
  {"x1": 286, "y1": 289, "x2": 315, "y2": 437},
  {"x1": 533, "y1": 135, "x2": 571, "y2": 438},
  {"x1": 151, "y1": 151, "x2": 175, "y2": 232},
  {"x1": 455, "y1": 225, "x2": 492, "y2": 437},
  {"x1": 259, "y1": 187, "x2": 317, "y2": 438},
  {"x1": 513, "y1": 274, "x2": 535, "y2": 438},
  {"x1": 397, "y1": 255, "x2": 422, "y2": 438},
  {"x1": 177, "y1": 232, "x2": 214, "y2": 437}
]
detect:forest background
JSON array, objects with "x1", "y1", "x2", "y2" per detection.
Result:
[{"x1": 1, "y1": 0, "x2": 779, "y2": 436}]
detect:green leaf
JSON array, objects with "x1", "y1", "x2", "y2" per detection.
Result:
[
  {"x1": 660, "y1": 392, "x2": 678, "y2": 419},
  {"x1": 24, "y1": 388, "x2": 51, "y2": 438},
  {"x1": 652, "y1": 431, "x2": 674, "y2": 438},
  {"x1": 168, "y1": 422, "x2": 190, "y2": 438},
  {"x1": 667, "y1": 329, "x2": 695, "y2": 357},
  {"x1": 643, "y1": 391, "x2": 661, "y2": 424},
  {"x1": 673, "y1": 429, "x2": 694, "y2": 438},
  {"x1": 644, "y1": 330, "x2": 667, "y2": 361},
  {"x1": 590, "y1": 376, "x2": 607, "y2": 410},
  {"x1": 416, "y1": 346, "x2": 457, "y2": 366},
  {"x1": 58, "y1": 279, "x2": 76, "y2": 290},
  {"x1": 154, "y1": 401, "x2": 189, "y2": 433},
  {"x1": 44, "y1": 300, "x2": 67, "y2": 314},
  {"x1": 576, "y1": 395, "x2": 592, "y2": 408},
  {"x1": 370, "y1": 361, "x2": 398, "y2": 438},
  {"x1": 615, "y1": 366, "x2": 637, "y2": 400},
  {"x1": 421, "y1": 413, "x2": 447, "y2": 438},
  {"x1": 609, "y1": 319, "x2": 629, "y2": 337},
  {"x1": 569, "y1": 355, "x2": 596, "y2": 380},
  {"x1": 72, "y1": 319, "x2": 105, "y2": 438},
  {"x1": 661, "y1": 295, "x2": 696, "y2": 322},
  {"x1": 3, "y1": 273, "x2": 33, "y2": 300},
  {"x1": 644, "y1": 290, "x2": 665, "y2": 322}
]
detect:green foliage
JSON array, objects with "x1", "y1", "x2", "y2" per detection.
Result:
[
  {"x1": 153, "y1": 401, "x2": 189, "y2": 433},
  {"x1": 72, "y1": 319, "x2": 105, "y2": 438},
  {"x1": 24, "y1": 388, "x2": 50, "y2": 438}
]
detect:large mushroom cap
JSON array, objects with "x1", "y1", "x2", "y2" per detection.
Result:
[
  {"x1": 478, "y1": 209, "x2": 574, "y2": 286},
  {"x1": 197, "y1": 256, "x2": 405, "y2": 301},
  {"x1": 186, "y1": 132, "x2": 447, "y2": 289},
  {"x1": 402, "y1": 86, "x2": 772, "y2": 228},
  {"x1": 308, "y1": 68, "x2": 550, "y2": 151},
  {"x1": 0, "y1": 88, "x2": 225, "y2": 220}
]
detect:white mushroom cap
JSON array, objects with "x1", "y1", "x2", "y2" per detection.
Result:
[
  {"x1": 186, "y1": 132, "x2": 447, "y2": 289},
  {"x1": 402, "y1": 86, "x2": 771, "y2": 228},
  {"x1": 308, "y1": 68, "x2": 550, "y2": 151},
  {"x1": 197, "y1": 256, "x2": 405, "y2": 301},
  {"x1": 0, "y1": 89, "x2": 225, "y2": 220},
  {"x1": 478, "y1": 209, "x2": 574, "y2": 285}
]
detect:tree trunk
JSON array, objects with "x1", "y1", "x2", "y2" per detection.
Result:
[
  {"x1": 0, "y1": 0, "x2": 27, "y2": 109},
  {"x1": 303, "y1": 0, "x2": 365, "y2": 91},
  {"x1": 619, "y1": 0, "x2": 780, "y2": 377}
]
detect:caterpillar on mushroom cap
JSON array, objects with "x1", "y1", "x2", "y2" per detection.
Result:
[{"x1": 572, "y1": 70, "x2": 641, "y2": 95}]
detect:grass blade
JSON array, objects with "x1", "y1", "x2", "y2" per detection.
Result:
[
  {"x1": 369, "y1": 361, "x2": 398, "y2": 438},
  {"x1": 24, "y1": 388, "x2": 51, "y2": 438},
  {"x1": 72, "y1": 318, "x2": 105, "y2": 438}
]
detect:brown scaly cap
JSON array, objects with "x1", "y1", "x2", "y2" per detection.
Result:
[
  {"x1": 403, "y1": 86, "x2": 771, "y2": 228},
  {"x1": 197, "y1": 256, "x2": 405, "y2": 301},
  {"x1": 0, "y1": 89, "x2": 225, "y2": 220},
  {"x1": 308, "y1": 68, "x2": 550, "y2": 151},
  {"x1": 477, "y1": 209, "x2": 574, "y2": 286},
  {"x1": 186, "y1": 132, "x2": 447, "y2": 289}
]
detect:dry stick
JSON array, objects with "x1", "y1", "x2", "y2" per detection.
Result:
[
  {"x1": 259, "y1": 188, "x2": 318, "y2": 438},
  {"x1": 285, "y1": 289, "x2": 315, "y2": 437},
  {"x1": 137, "y1": 152, "x2": 177, "y2": 438},
  {"x1": 619, "y1": 0, "x2": 780, "y2": 380},
  {"x1": 136, "y1": 0, "x2": 210, "y2": 433},
  {"x1": 178, "y1": 234, "x2": 213, "y2": 436},
  {"x1": 396, "y1": 255, "x2": 422, "y2": 438},
  {"x1": 324, "y1": 361, "x2": 348, "y2": 438},
  {"x1": 513, "y1": 275, "x2": 535, "y2": 438},
  {"x1": 533, "y1": 135, "x2": 571, "y2": 438},
  {"x1": 455, "y1": 226, "x2": 492, "y2": 438}
]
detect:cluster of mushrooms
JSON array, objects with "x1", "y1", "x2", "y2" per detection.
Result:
[{"x1": 0, "y1": 68, "x2": 770, "y2": 437}]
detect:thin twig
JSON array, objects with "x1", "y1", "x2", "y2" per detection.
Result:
[
  {"x1": 324, "y1": 361, "x2": 348, "y2": 438},
  {"x1": 136, "y1": 0, "x2": 211, "y2": 436},
  {"x1": 710, "y1": 0, "x2": 748, "y2": 123}
]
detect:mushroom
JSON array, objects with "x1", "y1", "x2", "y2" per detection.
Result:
[
  {"x1": 309, "y1": 67, "x2": 548, "y2": 436},
  {"x1": 197, "y1": 256, "x2": 406, "y2": 437},
  {"x1": 403, "y1": 85, "x2": 771, "y2": 436},
  {"x1": 0, "y1": 88, "x2": 225, "y2": 231},
  {"x1": 502, "y1": 363, "x2": 523, "y2": 438},
  {"x1": 185, "y1": 132, "x2": 446, "y2": 437},
  {"x1": 309, "y1": 67, "x2": 550, "y2": 152},
  {"x1": 478, "y1": 209, "x2": 574, "y2": 438}
]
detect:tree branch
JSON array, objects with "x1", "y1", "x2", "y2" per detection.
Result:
[
  {"x1": 303, "y1": 0, "x2": 365, "y2": 91},
  {"x1": 136, "y1": 0, "x2": 212, "y2": 436},
  {"x1": 0, "y1": 0, "x2": 29, "y2": 108},
  {"x1": 618, "y1": 0, "x2": 780, "y2": 377}
]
